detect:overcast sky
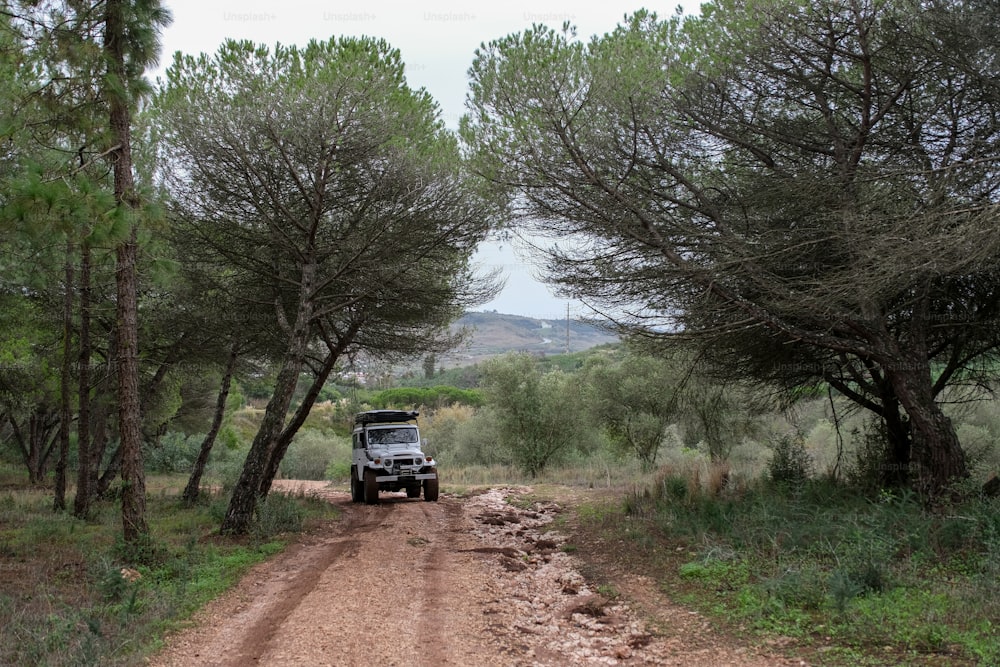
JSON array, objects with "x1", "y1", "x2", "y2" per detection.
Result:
[{"x1": 154, "y1": 0, "x2": 700, "y2": 320}]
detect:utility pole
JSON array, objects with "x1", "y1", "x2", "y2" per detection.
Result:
[{"x1": 565, "y1": 302, "x2": 570, "y2": 353}]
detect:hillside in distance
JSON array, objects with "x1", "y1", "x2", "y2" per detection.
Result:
[{"x1": 440, "y1": 311, "x2": 619, "y2": 367}]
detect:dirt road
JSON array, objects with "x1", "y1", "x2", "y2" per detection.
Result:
[{"x1": 150, "y1": 484, "x2": 806, "y2": 666}]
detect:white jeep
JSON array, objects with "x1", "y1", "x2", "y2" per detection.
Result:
[{"x1": 350, "y1": 409, "x2": 439, "y2": 504}]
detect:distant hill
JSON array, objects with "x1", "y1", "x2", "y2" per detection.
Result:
[{"x1": 439, "y1": 311, "x2": 618, "y2": 367}]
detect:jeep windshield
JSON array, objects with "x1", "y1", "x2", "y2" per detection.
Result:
[{"x1": 366, "y1": 427, "x2": 418, "y2": 445}]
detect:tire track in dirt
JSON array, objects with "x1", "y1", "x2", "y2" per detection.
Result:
[
  {"x1": 151, "y1": 483, "x2": 808, "y2": 666},
  {"x1": 152, "y1": 489, "x2": 497, "y2": 667},
  {"x1": 151, "y1": 497, "x2": 382, "y2": 667},
  {"x1": 234, "y1": 505, "x2": 383, "y2": 664},
  {"x1": 249, "y1": 494, "x2": 497, "y2": 666},
  {"x1": 414, "y1": 499, "x2": 469, "y2": 663}
]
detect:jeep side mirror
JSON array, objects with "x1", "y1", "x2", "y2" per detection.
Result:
[{"x1": 421, "y1": 438, "x2": 428, "y2": 447}]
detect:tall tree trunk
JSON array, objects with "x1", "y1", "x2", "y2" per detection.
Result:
[
  {"x1": 73, "y1": 242, "x2": 93, "y2": 518},
  {"x1": 116, "y1": 226, "x2": 146, "y2": 542},
  {"x1": 105, "y1": 0, "x2": 147, "y2": 543},
  {"x1": 183, "y1": 344, "x2": 238, "y2": 503},
  {"x1": 54, "y1": 242, "x2": 75, "y2": 510}
]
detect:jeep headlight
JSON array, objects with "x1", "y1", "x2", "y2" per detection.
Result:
[{"x1": 382, "y1": 457, "x2": 393, "y2": 469}]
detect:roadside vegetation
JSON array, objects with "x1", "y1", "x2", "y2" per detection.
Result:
[
  {"x1": 599, "y1": 465, "x2": 1000, "y2": 666},
  {"x1": 2, "y1": 342, "x2": 999, "y2": 664},
  {"x1": 0, "y1": 469, "x2": 336, "y2": 666}
]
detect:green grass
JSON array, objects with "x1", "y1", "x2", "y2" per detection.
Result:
[
  {"x1": 0, "y1": 473, "x2": 337, "y2": 667},
  {"x1": 6, "y1": 458, "x2": 997, "y2": 666},
  {"x1": 620, "y1": 473, "x2": 1000, "y2": 666}
]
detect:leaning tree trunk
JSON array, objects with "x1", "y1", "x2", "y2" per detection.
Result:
[
  {"x1": 221, "y1": 353, "x2": 304, "y2": 534},
  {"x1": 258, "y1": 351, "x2": 339, "y2": 497},
  {"x1": 222, "y1": 262, "x2": 316, "y2": 535},
  {"x1": 106, "y1": 0, "x2": 148, "y2": 544},
  {"x1": 257, "y1": 323, "x2": 360, "y2": 498},
  {"x1": 96, "y1": 443, "x2": 123, "y2": 499},
  {"x1": 183, "y1": 344, "x2": 238, "y2": 504}
]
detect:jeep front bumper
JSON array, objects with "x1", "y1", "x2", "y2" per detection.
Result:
[{"x1": 375, "y1": 472, "x2": 437, "y2": 482}]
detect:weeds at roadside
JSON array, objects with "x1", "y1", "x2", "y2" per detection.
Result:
[
  {"x1": 0, "y1": 473, "x2": 336, "y2": 666},
  {"x1": 596, "y1": 583, "x2": 620, "y2": 599},
  {"x1": 618, "y1": 471, "x2": 1000, "y2": 666}
]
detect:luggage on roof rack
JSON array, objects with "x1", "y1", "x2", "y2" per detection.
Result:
[{"x1": 354, "y1": 409, "x2": 419, "y2": 424}]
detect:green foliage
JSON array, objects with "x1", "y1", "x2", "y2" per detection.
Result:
[
  {"x1": 395, "y1": 363, "x2": 484, "y2": 389},
  {"x1": 279, "y1": 430, "x2": 348, "y2": 481},
  {"x1": 324, "y1": 459, "x2": 351, "y2": 481},
  {"x1": 679, "y1": 375, "x2": 762, "y2": 463},
  {"x1": 144, "y1": 432, "x2": 203, "y2": 474},
  {"x1": 0, "y1": 474, "x2": 330, "y2": 666},
  {"x1": 157, "y1": 32, "x2": 499, "y2": 536},
  {"x1": 252, "y1": 493, "x2": 305, "y2": 541},
  {"x1": 463, "y1": 0, "x2": 1000, "y2": 495},
  {"x1": 582, "y1": 349, "x2": 682, "y2": 469},
  {"x1": 760, "y1": 566, "x2": 828, "y2": 612},
  {"x1": 626, "y1": 472, "x2": 1000, "y2": 664},
  {"x1": 433, "y1": 405, "x2": 510, "y2": 468},
  {"x1": 0, "y1": 292, "x2": 58, "y2": 409},
  {"x1": 369, "y1": 385, "x2": 484, "y2": 409},
  {"x1": 480, "y1": 353, "x2": 596, "y2": 476},
  {"x1": 766, "y1": 433, "x2": 813, "y2": 488},
  {"x1": 204, "y1": 438, "x2": 251, "y2": 493}
]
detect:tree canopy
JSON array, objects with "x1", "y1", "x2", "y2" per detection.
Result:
[
  {"x1": 462, "y1": 0, "x2": 1000, "y2": 494},
  {"x1": 155, "y1": 35, "x2": 498, "y2": 532}
]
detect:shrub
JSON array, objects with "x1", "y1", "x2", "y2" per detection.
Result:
[
  {"x1": 279, "y1": 430, "x2": 348, "y2": 480},
  {"x1": 370, "y1": 385, "x2": 484, "y2": 409},
  {"x1": 253, "y1": 494, "x2": 304, "y2": 540},
  {"x1": 201, "y1": 438, "x2": 251, "y2": 493},
  {"x1": 761, "y1": 566, "x2": 827, "y2": 611},
  {"x1": 419, "y1": 404, "x2": 477, "y2": 464},
  {"x1": 441, "y1": 407, "x2": 509, "y2": 467},
  {"x1": 845, "y1": 418, "x2": 894, "y2": 493},
  {"x1": 767, "y1": 433, "x2": 813, "y2": 487},
  {"x1": 144, "y1": 432, "x2": 203, "y2": 474},
  {"x1": 324, "y1": 460, "x2": 351, "y2": 481}
]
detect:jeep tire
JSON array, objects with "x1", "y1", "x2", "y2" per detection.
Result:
[
  {"x1": 363, "y1": 469, "x2": 379, "y2": 505},
  {"x1": 423, "y1": 471, "x2": 439, "y2": 502},
  {"x1": 350, "y1": 470, "x2": 363, "y2": 503}
]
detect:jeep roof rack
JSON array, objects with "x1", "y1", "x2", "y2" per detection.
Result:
[{"x1": 354, "y1": 409, "x2": 419, "y2": 425}]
